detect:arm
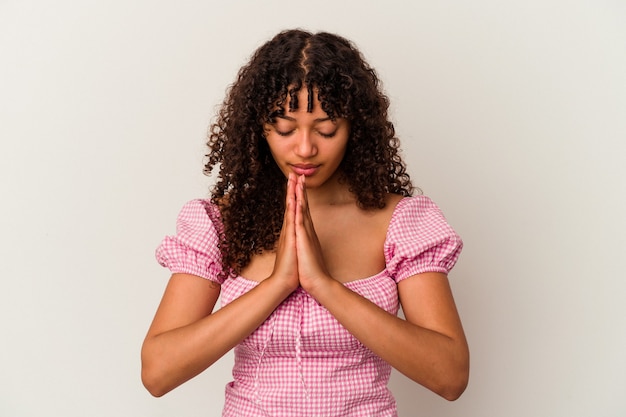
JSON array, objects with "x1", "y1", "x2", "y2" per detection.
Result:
[
  {"x1": 294, "y1": 176, "x2": 468, "y2": 400},
  {"x1": 142, "y1": 176, "x2": 301, "y2": 397},
  {"x1": 141, "y1": 273, "x2": 295, "y2": 397},
  {"x1": 305, "y1": 273, "x2": 469, "y2": 401}
]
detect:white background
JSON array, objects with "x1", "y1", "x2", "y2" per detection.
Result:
[{"x1": 1, "y1": 1, "x2": 625, "y2": 416}]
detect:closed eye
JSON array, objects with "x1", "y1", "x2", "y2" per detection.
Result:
[
  {"x1": 275, "y1": 129, "x2": 294, "y2": 137},
  {"x1": 318, "y1": 130, "x2": 337, "y2": 138}
]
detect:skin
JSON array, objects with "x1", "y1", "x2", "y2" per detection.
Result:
[{"x1": 141, "y1": 89, "x2": 469, "y2": 401}]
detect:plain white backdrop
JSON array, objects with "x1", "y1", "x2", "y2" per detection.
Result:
[{"x1": 1, "y1": 1, "x2": 625, "y2": 416}]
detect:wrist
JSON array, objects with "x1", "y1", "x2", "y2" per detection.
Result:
[
  {"x1": 303, "y1": 274, "x2": 340, "y2": 304},
  {"x1": 265, "y1": 274, "x2": 299, "y2": 298}
]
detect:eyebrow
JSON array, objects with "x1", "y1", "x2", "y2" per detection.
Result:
[{"x1": 275, "y1": 115, "x2": 333, "y2": 123}]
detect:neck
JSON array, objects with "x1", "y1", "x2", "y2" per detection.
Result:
[{"x1": 305, "y1": 173, "x2": 355, "y2": 208}]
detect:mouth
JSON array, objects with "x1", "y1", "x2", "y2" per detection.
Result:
[{"x1": 289, "y1": 163, "x2": 320, "y2": 176}]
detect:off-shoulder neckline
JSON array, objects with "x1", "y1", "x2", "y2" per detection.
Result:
[
  {"x1": 231, "y1": 268, "x2": 391, "y2": 288},
  {"x1": 230, "y1": 196, "x2": 433, "y2": 286}
]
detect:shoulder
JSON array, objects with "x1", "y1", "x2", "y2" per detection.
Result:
[
  {"x1": 384, "y1": 195, "x2": 463, "y2": 281},
  {"x1": 177, "y1": 199, "x2": 219, "y2": 220},
  {"x1": 174, "y1": 199, "x2": 222, "y2": 232},
  {"x1": 390, "y1": 194, "x2": 439, "y2": 214},
  {"x1": 155, "y1": 199, "x2": 225, "y2": 283},
  {"x1": 385, "y1": 192, "x2": 405, "y2": 209},
  {"x1": 358, "y1": 193, "x2": 404, "y2": 236},
  {"x1": 387, "y1": 195, "x2": 451, "y2": 231}
]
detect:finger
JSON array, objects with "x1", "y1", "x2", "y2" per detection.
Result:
[
  {"x1": 300, "y1": 175, "x2": 308, "y2": 211},
  {"x1": 272, "y1": 174, "x2": 299, "y2": 291},
  {"x1": 295, "y1": 175, "x2": 307, "y2": 228},
  {"x1": 279, "y1": 174, "x2": 297, "y2": 250},
  {"x1": 296, "y1": 175, "x2": 316, "y2": 238},
  {"x1": 286, "y1": 174, "x2": 297, "y2": 233}
]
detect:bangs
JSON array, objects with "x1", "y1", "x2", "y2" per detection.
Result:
[{"x1": 268, "y1": 82, "x2": 344, "y2": 122}]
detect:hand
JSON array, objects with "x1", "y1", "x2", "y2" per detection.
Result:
[
  {"x1": 294, "y1": 175, "x2": 333, "y2": 294},
  {"x1": 268, "y1": 173, "x2": 299, "y2": 293}
]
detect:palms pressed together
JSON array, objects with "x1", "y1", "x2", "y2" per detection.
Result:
[{"x1": 272, "y1": 173, "x2": 332, "y2": 296}]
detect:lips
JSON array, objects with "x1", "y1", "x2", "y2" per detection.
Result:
[{"x1": 290, "y1": 164, "x2": 320, "y2": 176}]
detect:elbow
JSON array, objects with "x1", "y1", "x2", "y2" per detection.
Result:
[
  {"x1": 409, "y1": 361, "x2": 469, "y2": 401},
  {"x1": 141, "y1": 345, "x2": 174, "y2": 398},
  {"x1": 437, "y1": 360, "x2": 469, "y2": 401},
  {"x1": 439, "y1": 375, "x2": 468, "y2": 401},
  {"x1": 141, "y1": 364, "x2": 169, "y2": 398},
  {"x1": 440, "y1": 340, "x2": 470, "y2": 401}
]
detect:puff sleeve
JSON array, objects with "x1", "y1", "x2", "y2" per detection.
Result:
[
  {"x1": 384, "y1": 196, "x2": 463, "y2": 283},
  {"x1": 155, "y1": 199, "x2": 225, "y2": 284}
]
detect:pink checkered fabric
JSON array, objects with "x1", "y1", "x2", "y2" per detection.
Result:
[{"x1": 156, "y1": 196, "x2": 462, "y2": 417}]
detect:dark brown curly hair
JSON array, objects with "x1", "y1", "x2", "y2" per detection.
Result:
[{"x1": 204, "y1": 29, "x2": 414, "y2": 279}]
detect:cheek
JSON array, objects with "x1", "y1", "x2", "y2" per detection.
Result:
[
  {"x1": 333, "y1": 138, "x2": 349, "y2": 161},
  {"x1": 266, "y1": 139, "x2": 284, "y2": 155},
  {"x1": 266, "y1": 140, "x2": 290, "y2": 165}
]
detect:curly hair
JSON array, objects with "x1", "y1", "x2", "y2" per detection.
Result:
[{"x1": 205, "y1": 29, "x2": 414, "y2": 278}]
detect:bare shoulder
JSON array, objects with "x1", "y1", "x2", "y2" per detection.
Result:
[
  {"x1": 385, "y1": 193, "x2": 405, "y2": 212},
  {"x1": 370, "y1": 193, "x2": 405, "y2": 228}
]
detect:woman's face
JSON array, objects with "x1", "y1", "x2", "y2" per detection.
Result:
[{"x1": 264, "y1": 88, "x2": 350, "y2": 189}]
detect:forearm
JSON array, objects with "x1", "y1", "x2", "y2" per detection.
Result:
[
  {"x1": 141, "y1": 278, "x2": 293, "y2": 397},
  {"x1": 309, "y1": 279, "x2": 469, "y2": 400}
]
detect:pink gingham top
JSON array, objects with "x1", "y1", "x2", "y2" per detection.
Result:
[{"x1": 156, "y1": 196, "x2": 462, "y2": 417}]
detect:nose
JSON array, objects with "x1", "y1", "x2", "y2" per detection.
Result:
[{"x1": 294, "y1": 130, "x2": 318, "y2": 158}]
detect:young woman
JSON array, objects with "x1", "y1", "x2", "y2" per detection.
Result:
[{"x1": 142, "y1": 29, "x2": 469, "y2": 417}]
